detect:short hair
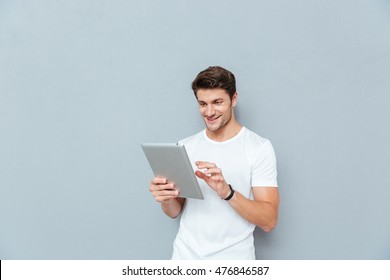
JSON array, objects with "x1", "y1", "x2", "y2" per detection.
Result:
[{"x1": 191, "y1": 66, "x2": 236, "y2": 100}]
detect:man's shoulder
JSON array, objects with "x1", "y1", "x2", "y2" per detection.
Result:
[{"x1": 242, "y1": 127, "x2": 271, "y2": 147}]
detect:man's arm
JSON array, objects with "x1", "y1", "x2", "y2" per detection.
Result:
[
  {"x1": 160, "y1": 197, "x2": 186, "y2": 218},
  {"x1": 228, "y1": 186, "x2": 279, "y2": 232},
  {"x1": 149, "y1": 177, "x2": 186, "y2": 218},
  {"x1": 195, "y1": 161, "x2": 279, "y2": 232}
]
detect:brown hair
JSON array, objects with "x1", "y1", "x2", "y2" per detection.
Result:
[{"x1": 191, "y1": 66, "x2": 236, "y2": 100}]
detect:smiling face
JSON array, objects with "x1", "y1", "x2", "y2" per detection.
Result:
[{"x1": 196, "y1": 88, "x2": 238, "y2": 137}]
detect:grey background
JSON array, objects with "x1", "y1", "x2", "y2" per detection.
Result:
[{"x1": 1, "y1": 0, "x2": 389, "y2": 259}]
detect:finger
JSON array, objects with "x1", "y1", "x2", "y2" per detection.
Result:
[
  {"x1": 151, "y1": 176, "x2": 168, "y2": 184},
  {"x1": 156, "y1": 195, "x2": 179, "y2": 203},
  {"x1": 203, "y1": 167, "x2": 222, "y2": 176},
  {"x1": 195, "y1": 161, "x2": 216, "y2": 169},
  {"x1": 149, "y1": 183, "x2": 175, "y2": 192},
  {"x1": 195, "y1": 170, "x2": 210, "y2": 181},
  {"x1": 153, "y1": 189, "x2": 179, "y2": 197},
  {"x1": 154, "y1": 190, "x2": 180, "y2": 202}
]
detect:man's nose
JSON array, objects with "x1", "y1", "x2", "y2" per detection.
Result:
[{"x1": 206, "y1": 105, "x2": 215, "y2": 116}]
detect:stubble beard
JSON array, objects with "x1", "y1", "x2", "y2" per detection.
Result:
[{"x1": 204, "y1": 109, "x2": 233, "y2": 133}]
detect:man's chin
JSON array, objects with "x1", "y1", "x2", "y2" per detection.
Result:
[{"x1": 205, "y1": 124, "x2": 220, "y2": 132}]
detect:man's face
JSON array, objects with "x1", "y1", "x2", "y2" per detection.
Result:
[{"x1": 196, "y1": 88, "x2": 237, "y2": 133}]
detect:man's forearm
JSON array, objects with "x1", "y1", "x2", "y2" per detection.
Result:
[
  {"x1": 228, "y1": 191, "x2": 278, "y2": 232},
  {"x1": 161, "y1": 197, "x2": 186, "y2": 219}
]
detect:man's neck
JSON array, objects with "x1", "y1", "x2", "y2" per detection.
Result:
[{"x1": 206, "y1": 121, "x2": 243, "y2": 142}]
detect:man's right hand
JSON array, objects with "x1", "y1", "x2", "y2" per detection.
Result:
[
  {"x1": 150, "y1": 177, "x2": 185, "y2": 218},
  {"x1": 149, "y1": 177, "x2": 180, "y2": 203}
]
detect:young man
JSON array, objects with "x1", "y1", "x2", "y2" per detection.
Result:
[{"x1": 149, "y1": 66, "x2": 279, "y2": 259}]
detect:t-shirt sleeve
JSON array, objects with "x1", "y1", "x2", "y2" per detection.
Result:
[{"x1": 251, "y1": 140, "x2": 278, "y2": 187}]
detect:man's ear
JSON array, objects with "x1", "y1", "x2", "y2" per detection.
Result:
[{"x1": 231, "y1": 92, "x2": 238, "y2": 107}]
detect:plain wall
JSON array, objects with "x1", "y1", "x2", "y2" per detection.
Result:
[{"x1": 1, "y1": 0, "x2": 390, "y2": 259}]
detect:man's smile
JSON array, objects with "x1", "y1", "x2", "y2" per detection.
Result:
[{"x1": 206, "y1": 115, "x2": 221, "y2": 123}]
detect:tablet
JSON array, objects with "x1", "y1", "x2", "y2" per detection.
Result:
[{"x1": 141, "y1": 143, "x2": 204, "y2": 200}]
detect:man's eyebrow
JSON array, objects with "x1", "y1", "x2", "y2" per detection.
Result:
[{"x1": 198, "y1": 98, "x2": 224, "y2": 103}]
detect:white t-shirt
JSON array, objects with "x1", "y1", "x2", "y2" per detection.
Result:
[{"x1": 171, "y1": 127, "x2": 278, "y2": 260}]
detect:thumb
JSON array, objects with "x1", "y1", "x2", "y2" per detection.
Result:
[{"x1": 195, "y1": 170, "x2": 209, "y2": 181}]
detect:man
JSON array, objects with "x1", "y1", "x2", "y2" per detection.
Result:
[{"x1": 149, "y1": 66, "x2": 279, "y2": 259}]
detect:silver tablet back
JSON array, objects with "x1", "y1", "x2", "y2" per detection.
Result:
[{"x1": 141, "y1": 143, "x2": 204, "y2": 199}]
